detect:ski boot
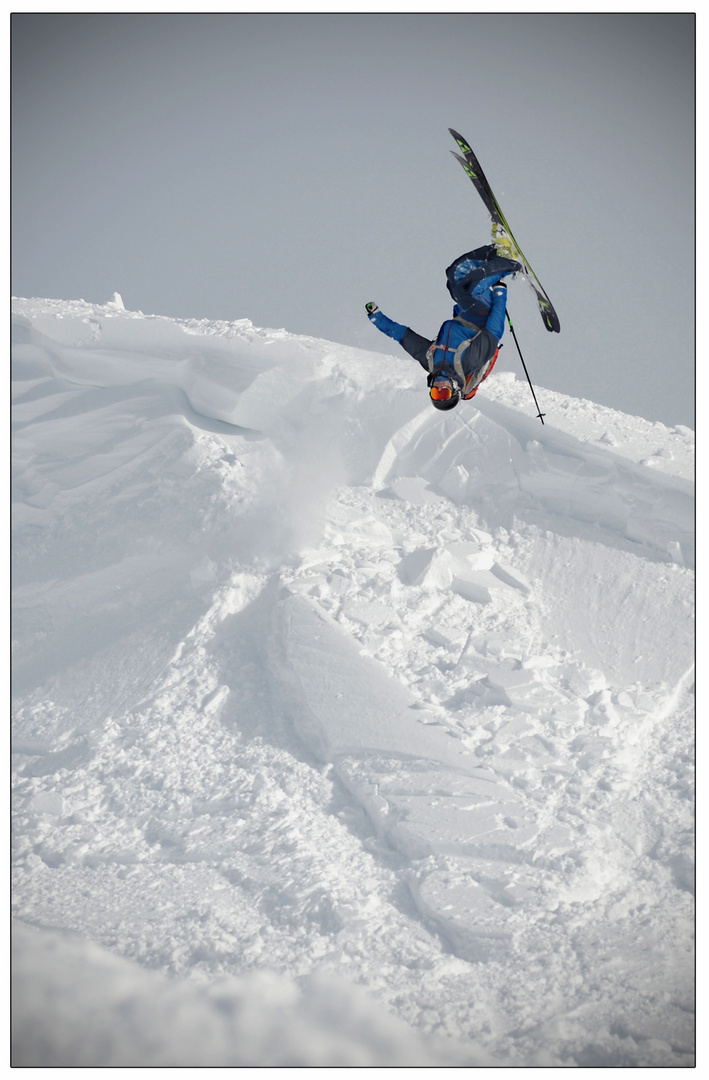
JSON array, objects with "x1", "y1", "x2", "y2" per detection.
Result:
[{"x1": 492, "y1": 221, "x2": 520, "y2": 262}]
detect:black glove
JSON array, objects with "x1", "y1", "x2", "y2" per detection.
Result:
[{"x1": 365, "y1": 301, "x2": 379, "y2": 317}]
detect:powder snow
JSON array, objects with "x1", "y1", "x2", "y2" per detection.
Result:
[{"x1": 11, "y1": 297, "x2": 695, "y2": 1067}]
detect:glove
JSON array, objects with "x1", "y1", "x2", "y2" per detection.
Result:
[
  {"x1": 491, "y1": 281, "x2": 507, "y2": 295},
  {"x1": 365, "y1": 301, "x2": 380, "y2": 317}
]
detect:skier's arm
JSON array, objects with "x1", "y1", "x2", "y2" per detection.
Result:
[
  {"x1": 365, "y1": 303, "x2": 408, "y2": 343},
  {"x1": 486, "y1": 281, "x2": 508, "y2": 341},
  {"x1": 365, "y1": 303, "x2": 432, "y2": 369},
  {"x1": 400, "y1": 328, "x2": 433, "y2": 369}
]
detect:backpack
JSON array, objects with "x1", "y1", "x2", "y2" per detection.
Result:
[
  {"x1": 459, "y1": 346, "x2": 500, "y2": 399},
  {"x1": 426, "y1": 317, "x2": 500, "y2": 400}
]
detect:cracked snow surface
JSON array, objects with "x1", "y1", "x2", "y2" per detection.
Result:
[{"x1": 12, "y1": 298, "x2": 694, "y2": 1066}]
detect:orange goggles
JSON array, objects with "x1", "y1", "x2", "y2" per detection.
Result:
[{"x1": 430, "y1": 382, "x2": 454, "y2": 401}]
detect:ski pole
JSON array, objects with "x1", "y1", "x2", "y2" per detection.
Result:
[{"x1": 505, "y1": 310, "x2": 545, "y2": 425}]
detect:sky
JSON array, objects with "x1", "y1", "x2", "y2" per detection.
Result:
[{"x1": 11, "y1": 13, "x2": 695, "y2": 427}]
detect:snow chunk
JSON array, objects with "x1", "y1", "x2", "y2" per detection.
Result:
[
  {"x1": 398, "y1": 548, "x2": 452, "y2": 588},
  {"x1": 389, "y1": 476, "x2": 448, "y2": 506},
  {"x1": 275, "y1": 591, "x2": 472, "y2": 771}
]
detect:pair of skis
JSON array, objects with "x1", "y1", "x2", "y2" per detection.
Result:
[{"x1": 449, "y1": 128, "x2": 560, "y2": 335}]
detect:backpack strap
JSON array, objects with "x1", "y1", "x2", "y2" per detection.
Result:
[
  {"x1": 426, "y1": 318, "x2": 484, "y2": 381},
  {"x1": 453, "y1": 313, "x2": 483, "y2": 331}
]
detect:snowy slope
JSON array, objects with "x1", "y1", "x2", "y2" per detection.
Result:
[{"x1": 11, "y1": 297, "x2": 695, "y2": 1067}]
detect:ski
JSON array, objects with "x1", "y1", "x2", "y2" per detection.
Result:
[{"x1": 449, "y1": 129, "x2": 560, "y2": 334}]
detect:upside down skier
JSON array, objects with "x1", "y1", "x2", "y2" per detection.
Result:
[{"x1": 365, "y1": 244, "x2": 521, "y2": 411}]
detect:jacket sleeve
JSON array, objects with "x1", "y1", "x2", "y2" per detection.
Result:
[
  {"x1": 369, "y1": 309, "x2": 432, "y2": 369},
  {"x1": 400, "y1": 328, "x2": 433, "y2": 369},
  {"x1": 485, "y1": 284, "x2": 508, "y2": 341},
  {"x1": 367, "y1": 308, "x2": 408, "y2": 343}
]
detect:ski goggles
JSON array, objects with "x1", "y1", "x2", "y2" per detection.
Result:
[{"x1": 430, "y1": 382, "x2": 455, "y2": 402}]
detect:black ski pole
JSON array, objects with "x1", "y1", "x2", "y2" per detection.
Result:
[{"x1": 505, "y1": 310, "x2": 545, "y2": 424}]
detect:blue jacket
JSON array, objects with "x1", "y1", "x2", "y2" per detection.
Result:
[{"x1": 368, "y1": 245, "x2": 520, "y2": 388}]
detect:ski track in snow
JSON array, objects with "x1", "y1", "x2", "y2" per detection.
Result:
[{"x1": 11, "y1": 297, "x2": 695, "y2": 1067}]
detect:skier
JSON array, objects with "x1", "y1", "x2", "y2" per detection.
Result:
[{"x1": 365, "y1": 244, "x2": 521, "y2": 411}]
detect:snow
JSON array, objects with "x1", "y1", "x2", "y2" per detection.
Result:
[{"x1": 11, "y1": 296, "x2": 695, "y2": 1067}]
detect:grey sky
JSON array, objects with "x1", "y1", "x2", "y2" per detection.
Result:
[{"x1": 12, "y1": 13, "x2": 694, "y2": 427}]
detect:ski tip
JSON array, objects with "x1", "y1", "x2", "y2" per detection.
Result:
[{"x1": 448, "y1": 128, "x2": 471, "y2": 151}]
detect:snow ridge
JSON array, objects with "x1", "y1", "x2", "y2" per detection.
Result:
[{"x1": 12, "y1": 299, "x2": 694, "y2": 1067}]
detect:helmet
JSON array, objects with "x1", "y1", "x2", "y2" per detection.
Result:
[{"x1": 429, "y1": 378, "x2": 460, "y2": 411}]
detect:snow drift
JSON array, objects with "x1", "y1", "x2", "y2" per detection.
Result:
[{"x1": 12, "y1": 297, "x2": 695, "y2": 1067}]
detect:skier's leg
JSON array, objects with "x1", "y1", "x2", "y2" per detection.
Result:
[{"x1": 446, "y1": 249, "x2": 522, "y2": 310}]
